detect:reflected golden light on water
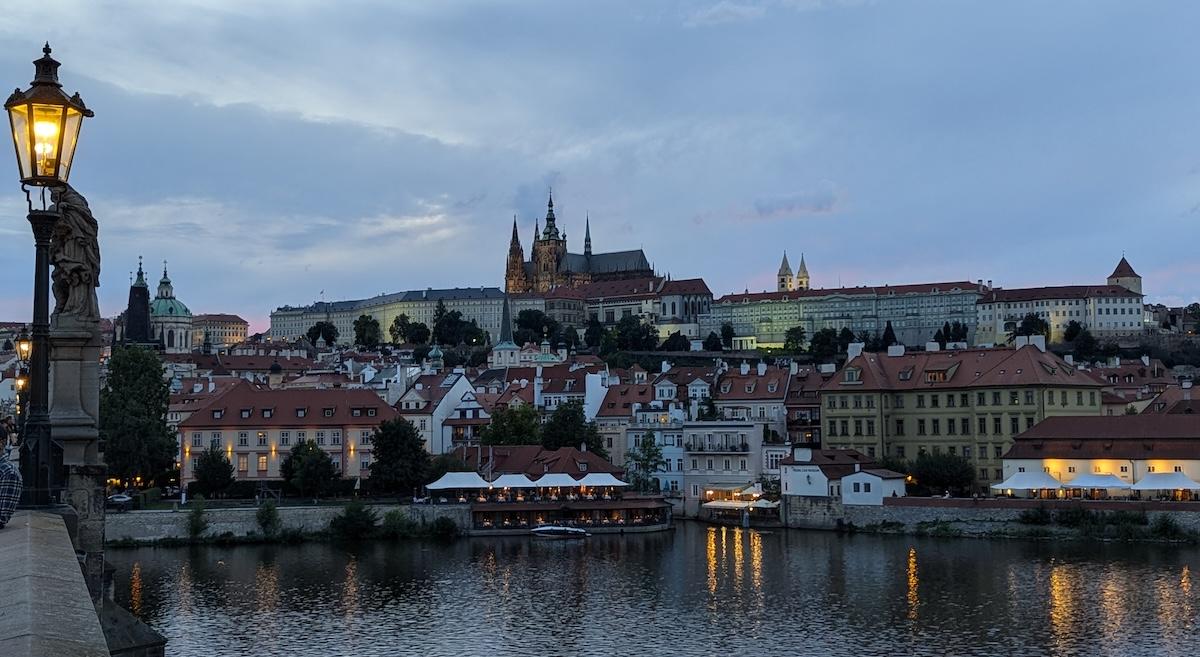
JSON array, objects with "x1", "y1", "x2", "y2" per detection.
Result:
[
  {"x1": 1183, "y1": 565, "x2": 1192, "y2": 595},
  {"x1": 177, "y1": 562, "x2": 193, "y2": 614},
  {"x1": 129, "y1": 562, "x2": 143, "y2": 617},
  {"x1": 733, "y1": 527, "x2": 745, "y2": 595},
  {"x1": 906, "y1": 548, "x2": 918, "y2": 621},
  {"x1": 750, "y1": 530, "x2": 763, "y2": 595},
  {"x1": 1049, "y1": 564, "x2": 1075, "y2": 650},
  {"x1": 254, "y1": 562, "x2": 279, "y2": 614},
  {"x1": 342, "y1": 557, "x2": 359, "y2": 620},
  {"x1": 1097, "y1": 568, "x2": 1125, "y2": 643},
  {"x1": 706, "y1": 527, "x2": 718, "y2": 597}
]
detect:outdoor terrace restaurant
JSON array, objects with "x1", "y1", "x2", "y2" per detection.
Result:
[
  {"x1": 426, "y1": 471, "x2": 672, "y2": 533},
  {"x1": 997, "y1": 415, "x2": 1200, "y2": 502}
]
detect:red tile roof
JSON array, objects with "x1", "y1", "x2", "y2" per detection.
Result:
[
  {"x1": 716, "y1": 281, "x2": 981, "y2": 304},
  {"x1": 451, "y1": 445, "x2": 621, "y2": 477},
  {"x1": 661, "y1": 278, "x2": 711, "y2": 296},
  {"x1": 821, "y1": 346, "x2": 1101, "y2": 392},
  {"x1": 1006, "y1": 415, "x2": 1200, "y2": 459},
  {"x1": 977, "y1": 285, "x2": 1139, "y2": 303},
  {"x1": 179, "y1": 386, "x2": 397, "y2": 428},
  {"x1": 597, "y1": 383, "x2": 655, "y2": 417},
  {"x1": 715, "y1": 367, "x2": 790, "y2": 401},
  {"x1": 1109, "y1": 257, "x2": 1139, "y2": 279},
  {"x1": 193, "y1": 313, "x2": 248, "y2": 324}
]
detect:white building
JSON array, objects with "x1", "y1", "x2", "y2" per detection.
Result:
[{"x1": 780, "y1": 446, "x2": 906, "y2": 505}]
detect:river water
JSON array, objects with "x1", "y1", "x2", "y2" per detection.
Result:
[{"x1": 109, "y1": 522, "x2": 1200, "y2": 657}]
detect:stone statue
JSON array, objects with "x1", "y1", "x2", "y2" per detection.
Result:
[{"x1": 49, "y1": 184, "x2": 101, "y2": 325}]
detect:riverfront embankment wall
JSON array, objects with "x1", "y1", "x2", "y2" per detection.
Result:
[
  {"x1": 106, "y1": 504, "x2": 470, "y2": 544},
  {"x1": 782, "y1": 495, "x2": 1200, "y2": 536}
]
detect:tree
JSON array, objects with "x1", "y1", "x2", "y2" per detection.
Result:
[
  {"x1": 1187, "y1": 302, "x2": 1200, "y2": 318},
  {"x1": 306, "y1": 321, "x2": 338, "y2": 346},
  {"x1": 1072, "y1": 328, "x2": 1099, "y2": 361},
  {"x1": 407, "y1": 322, "x2": 431, "y2": 345},
  {"x1": 933, "y1": 328, "x2": 946, "y2": 348},
  {"x1": 1063, "y1": 320, "x2": 1083, "y2": 343},
  {"x1": 561, "y1": 325, "x2": 581, "y2": 350},
  {"x1": 389, "y1": 313, "x2": 411, "y2": 344},
  {"x1": 353, "y1": 314, "x2": 382, "y2": 349},
  {"x1": 599, "y1": 330, "x2": 617, "y2": 355},
  {"x1": 697, "y1": 396, "x2": 719, "y2": 420},
  {"x1": 541, "y1": 400, "x2": 607, "y2": 459},
  {"x1": 280, "y1": 441, "x2": 339, "y2": 498},
  {"x1": 909, "y1": 452, "x2": 975, "y2": 496},
  {"x1": 809, "y1": 328, "x2": 839, "y2": 361},
  {"x1": 100, "y1": 346, "x2": 177, "y2": 483},
  {"x1": 1008, "y1": 313, "x2": 1050, "y2": 343},
  {"x1": 433, "y1": 299, "x2": 448, "y2": 327},
  {"x1": 615, "y1": 315, "x2": 657, "y2": 351},
  {"x1": 480, "y1": 404, "x2": 542, "y2": 446},
  {"x1": 584, "y1": 317, "x2": 604, "y2": 349},
  {"x1": 941, "y1": 322, "x2": 952, "y2": 346},
  {"x1": 368, "y1": 418, "x2": 431, "y2": 496},
  {"x1": 625, "y1": 431, "x2": 667, "y2": 493},
  {"x1": 515, "y1": 309, "x2": 560, "y2": 346},
  {"x1": 784, "y1": 326, "x2": 807, "y2": 352},
  {"x1": 191, "y1": 447, "x2": 234, "y2": 497},
  {"x1": 720, "y1": 323, "x2": 735, "y2": 349},
  {"x1": 703, "y1": 331, "x2": 724, "y2": 352},
  {"x1": 881, "y1": 321, "x2": 898, "y2": 348},
  {"x1": 837, "y1": 327, "x2": 855, "y2": 353},
  {"x1": 949, "y1": 321, "x2": 968, "y2": 343},
  {"x1": 428, "y1": 453, "x2": 471, "y2": 484},
  {"x1": 660, "y1": 331, "x2": 691, "y2": 352}
]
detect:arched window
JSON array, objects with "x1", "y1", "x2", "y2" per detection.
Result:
[{"x1": 167, "y1": 330, "x2": 174, "y2": 348}]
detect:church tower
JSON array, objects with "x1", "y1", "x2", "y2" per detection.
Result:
[
  {"x1": 1107, "y1": 256, "x2": 1142, "y2": 295},
  {"x1": 795, "y1": 253, "x2": 810, "y2": 290},
  {"x1": 778, "y1": 252, "x2": 794, "y2": 292},
  {"x1": 531, "y1": 191, "x2": 567, "y2": 292},
  {"x1": 505, "y1": 216, "x2": 528, "y2": 293}
]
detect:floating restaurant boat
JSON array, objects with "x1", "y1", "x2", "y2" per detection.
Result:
[{"x1": 531, "y1": 525, "x2": 590, "y2": 539}]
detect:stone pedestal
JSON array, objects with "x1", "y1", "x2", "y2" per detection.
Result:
[{"x1": 50, "y1": 319, "x2": 106, "y2": 602}]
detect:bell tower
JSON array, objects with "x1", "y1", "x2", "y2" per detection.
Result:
[{"x1": 505, "y1": 216, "x2": 528, "y2": 293}]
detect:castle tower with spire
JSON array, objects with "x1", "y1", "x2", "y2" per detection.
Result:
[
  {"x1": 778, "y1": 252, "x2": 794, "y2": 292},
  {"x1": 117, "y1": 256, "x2": 154, "y2": 346},
  {"x1": 503, "y1": 191, "x2": 653, "y2": 294},
  {"x1": 1107, "y1": 256, "x2": 1141, "y2": 295},
  {"x1": 795, "y1": 253, "x2": 810, "y2": 290},
  {"x1": 488, "y1": 294, "x2": 520, "y2": 368}
]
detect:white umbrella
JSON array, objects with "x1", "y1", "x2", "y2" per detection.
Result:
[
  {"x1": 427, "y1": 471, "x2": 490, "y2": 490},
  {"x1": 491, "y1": 473, "x2": 538, "y2": 489},
  {"x1": 990, "y1": 471, "x2": 1063, "y2": 491},
  {"x1": 577, "y1": 472, "x2": 630, "y2": 487},
  {"x1": 1062, "y1": 473, "x2": 1131, "y2": 489},
  {"x1": 533, "y1": 473, "x2": 580, "y2": 488},
  {"x1": 1131, "y1": 471, "x2": 1200, "y2": 491}
]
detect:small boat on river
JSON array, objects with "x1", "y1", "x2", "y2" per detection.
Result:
[{"x1": 531, "y1": 525, "x2": 590, "y2": 539}]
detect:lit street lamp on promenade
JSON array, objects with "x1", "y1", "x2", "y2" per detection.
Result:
[{"x1": 5, "y1": 43, "x2": 93, "y2": 505}]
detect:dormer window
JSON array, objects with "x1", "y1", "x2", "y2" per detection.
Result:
[
  {"x1": 352, "y1": 408, "x2": 362, "y2": 417},
  {"x1": 925, "y1": 370, "x2": 947, "y2": 383},
  {"x1": 324, "y1": 408, "x2": 335, "y2": 417},
  {"x1": 767, "y1": 382, "x2": 778, "y2": 393},
  {"x1": 898, "y1": 368, "x2": 913, "y2": 381},
  {"x1": 296, "y1": 408, "x2": 307, "y2": 418},
  {"x1": 721, "y1": 383, "x2": 731, "y2": 393},
  {"x1": 844, "y1": 368, "x2": 861, "y2": 383},
  {"x1": 240, "y1": 408, "x2": 252, "y2": 419},
  {"x1": 212, "y1": 409, "x2": 223, "y2": 419},
  {"x1": 367, "y1": 408, "x2": 376, "y2": 417},
  {"x1": 578, "y1": 462, "x2": 588, "y2": 472},
  {"x1": 263, "y1": 409, "x2": 273, "y2": 419}
]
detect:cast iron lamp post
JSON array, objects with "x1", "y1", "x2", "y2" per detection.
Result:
[{"x1": 5, "y1": 44, "x2": 92, "y2": 505}]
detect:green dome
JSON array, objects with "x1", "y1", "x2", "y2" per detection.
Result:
[{"x1": 151, "y1": 297, "x2": 191, "y2": 317}]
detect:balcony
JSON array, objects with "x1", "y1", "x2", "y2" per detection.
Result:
[{"x1": 685, "y1": 442, "x2": 750, "y2": 453}]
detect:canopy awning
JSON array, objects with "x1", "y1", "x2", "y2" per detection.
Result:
[
  {"x1": 705, "y1": 483, "x2": 753, "y2": 492},
  {"x1": 577, "y1": 473, "x2": 629, "y2": 487},
  {"x1": 532, "y1": 473, "x2": 580, "y2": 488},
  {"x1": 491, "y1": 473, "x2": 538, "y2": 489},
  {"x1": 703, "y1": 500, "x2": 751, "y2": 510},
  {"x1": 1063, "y1": 473, "x2": 1131, "y2": 489},
  {"x1": 1131, "y1": 471, "x2": 1200, "y2": 491},
  {"x1": 750, "y1": 499, "x2": 780, "y2": 509},
  {"x1": 427, "y1": 471, "x2": 490, "y2": 490},
  {"x1": 990, "y1": 471, "x2": 1063, "y2": 491}
]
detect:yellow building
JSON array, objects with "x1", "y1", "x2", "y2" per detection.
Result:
[{"x1": 820, "y1": 344, "x2": 1103, "y2": 489}]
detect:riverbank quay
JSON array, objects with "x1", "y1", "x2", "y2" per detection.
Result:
[{"x1": 782, "y1": 495, "x2": 1200, "y2": 541}]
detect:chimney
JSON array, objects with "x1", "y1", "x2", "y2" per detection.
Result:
[
  {"x1": 739, "y1": 361, "x2": 750, "y2": 375},
  {"x1": 756, "y1": 361, "x2": 767, "y2": 376},
  {"x1": 1141, "y1": 354, "x2": 1150, "y2": 367},
  {"x1": 987, "y1": 280, "x2": 993, "y2": 289},
  {"x1": 661, "y1": 360, "x2": 670, "y2": 374},
  {"x1": 887, "y1": 345, "x2": 905, "y2": 357},
  {"x1": 1029, "y1": 335, "x2": 1046, "y2": 352},
  {"x1": 1184, "y1": 380, "x2": 1192, "y2": 402},
  {"x1": 854, "y1": 463, "x2": 861, "y2": 472},
  {"x1": 925, "y1": 341, "x2": 940, "y2": 352},
  {"x1": 1014, "y1": 336, "x2": 1029, "y2": 349},
  {"x1": 847, "y1": 342, "x2": 865, "y2": 359},
  {"x1": 1065, "y1": 354, "x2": 1074, "y2": 366},
  {"x1": 789, "y1": 361, "x2": 798, "y2": 375}
]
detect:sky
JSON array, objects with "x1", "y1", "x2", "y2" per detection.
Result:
[{"x1": 0, "y1": 1, "x2": 1197, "y2": 333}]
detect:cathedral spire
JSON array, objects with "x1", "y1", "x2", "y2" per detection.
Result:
[
  {"x1": 510, "y1": 215, "x2": 519, "y2": 244},
  {"x1": 541, "y1": 189, "x2": 560, "y2": 240},
  {"x1": 533, "y1": 218, "x2": 539, "y2": 243},
  {"x1": 584, "y1": 213, "x2": 592, "y2": 257}
]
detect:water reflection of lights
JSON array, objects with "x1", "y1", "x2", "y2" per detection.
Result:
[
  {"x1": 255, "y1": 562, "x2": 280, "y2": 614},
  {"x1": 733, "y1": 527, "x2": 745, "y2": 596},
  {"x1": 1183, "y1": 565, "x2": 1192, "y2": 595},
  {"x1": 1048, "y1": 565, "x2": 1074, "y2": 650},
  {"x1": 342, "y1": 557, "x2": 359, "y2": 620},
  {"x1": 706, "y1": 527, "x2": 718, "y2": 598},
  {"x1": 130, "y1": 562, "x2": 143, "y2": 618},
  {"x1": 906, "y1": 547, "x2": 918, "y2": 621},
  {"x1": 749, "y1": 530, "x2": 763, "y2": 595}
]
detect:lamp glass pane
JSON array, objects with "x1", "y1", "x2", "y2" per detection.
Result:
[
  {"x1": 31, "y1": 103, "x2": 67, "y2": 181},
  {"x1": 57, "y1": 108, "x2": 82, "y2": 182},
  {"x1": 7, "y1": 104, "x2": 31, "y2": 180}
]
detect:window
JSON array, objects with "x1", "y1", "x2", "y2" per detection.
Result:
[
  {"x1": 691, "y1": 458, "x2": 698, "y2": 470},
  {"x1": 1018, "y1": 466, "x2": 1026, "y2": 473},
  {"x1": 677, "y1": 459, "x2": 683, "y2": 472},
  {"x1": 979, "y1": 468, "x2": 988, "y2": 479},
  {"x1": 191, "y1": 432, "x2": 202, "y2": 447},
  {"x1": 978, "y1": 418, "x2": 987, "y2": 435},
  {"x1": 361, "y1": 458, "x2": 371, "y2": 471},
  {"x1": 947, "y1": 394, "x2": 956, "y2": 408},
  {"x1": 323, "y1": 408, "x2": 334, "y2": 417},
  {"x1": 1119, "y1": 465, "x2": 1128, "y2": 473},
  {"x1": 240, "y1": 409, "x2": 251, "y2": 419},
  {"x1": 706, "y1": 458, "x2": 713, "y2": 470},
  {"x1": 332, "y1": 430, "x2": 342, "y2": 445},
  {"x1": 963, "y1": 445, "x2": 972, "y2": 458},
  {"x1": 916, "y1": 394, "x2": 926, "y2": 408},
  {"x1": 361, "y1": 429, "x2": 372, "y2": 444},
  {"x1": 853, "y1": 482, "x2": 861, "y2": 493},
  {"x1": 947, "y1": 418, "x2": 957, "y2": 435},
  {"x1": 993, "y1": 417, "x2": 1002, "y2": 435},
  {"x1": 257, "y1": 431, "x2": 267, "y2": 446},
  {"x1": 1175, "y1": 466, "x2": 1183, "y2": 473},
  {"x1": 932, "y1": 419, "x2": 941, "y2": 435},
  {"x1": 853, "y1": 396, "x2": 862, "y2": 409},
  {"x1": 826, "y1": 396, "x2": 836, "y2": 409},
  {"x1": 352, "y1": 408, "x2": 362, "y2": 417},
  {"x1": 917, "y1": 419, "x2": 927, "y2": 436},
  {"x1": 894, "y1": 419, "x2": 905, "y2": 436},
  {"x1": 1024, "y1": 390, "x2": 1034, "y2": 405},
  {"x1": 895, "y1": 445, "x2": 906, "y2": 458},
  {"x1": 993, "y1": 445, "x2": 1002, "y2": 459},
  {"x1": 1068, "y1": 466, "x2": 1076, "y2": 473},
  {"x1": 930, "y1": 395, "x2": 940, "y2": 409},
  {"x1": 367, "y1": 408, "x2": 376, "y2": 417},
  {"x1": 840, "y1": 420, "x2": 849, "y2": 436},
  {"x1": 1010, "y1": 417, "x2": 1019, "y2": 434},
  {"x1": 297, "y1": 431, "x2": 306, "y2": 442},
  {"x1": 723, "y1": 458, "x2": 731, "y2": 471},
  {"x1": 1149, "y1": 466, "x2": 1156, "y2": 473},
  {"x1": 994, "y1": 469, "x2": 1003, "y2": 480},
  {"x1": 739, "y1": 458, "x2": 747, "y2": 471},
  {"x1": 992, "y1": 391, "x2": 1001, "y2": 405},
  {"x1": 864, "y1": 482, "x2": 872, "y2": 493},
  {"x1": 1089, "y1": 391, "x2": 1096, "y2": 406},
  {"x1": 854, "y1": 419, "x2": 863, "y2": 436},
  {"x1": 237, "y1": 455, "x2": 248, "y2": 472},
  {"x1": 1076, "y1": 391, "x2": 1084, "y2": 406},
  {"x1": 296, "y1": 408, "x2": 306, "y2": 418},
  {"x1": 257, "y1": 455, "x2": 268, "y2": 472},
  {"x1": 238, "y1": 432, "x2": 248, "y2": 446},
  {"x1": 316, "y1": 431, "x2": 326, "y2": 445},
  {"x1": 691, "y1": 484, "x2": 700, "y2": 497},
  {"x1": 280, "y1": 431, "x2": 291, "y2": 446},
  {"x1": 1009, "y1": 391, "x2": 1019, "y2": 405},
  {"x1": 1025, "y1": 417, "x2": 1035, "y2": 430},
  {"x1": 960, "y1": 394, "x2": 969, "y2": 408},
  {"x1": 419, "y1": 419, "x2": 427, "y2": 431},
  {"x1": 977, "y1": 392, "x2": 986, "y2": 406},
  {"x1": 263, "y1": 409, "x2": 273, "y2": 419},
  {"x1": 866, "y1": 420, "x2": 875, "y2": 436}
]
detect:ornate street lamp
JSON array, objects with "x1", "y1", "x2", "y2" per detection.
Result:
[
  {"x1": 15, "y1": 326, "x2": 31, "y2": 363},
  {"x1": 6, "y1": 44, "x2": 92, "y2": 505}
]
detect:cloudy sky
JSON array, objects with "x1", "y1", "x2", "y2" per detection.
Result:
[{"x1": 0, "y1": 1, "x2": 1196, "y2": 332}]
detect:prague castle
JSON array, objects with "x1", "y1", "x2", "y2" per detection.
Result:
[{"x1": 505, "y1": 192, "x2": 653, "y2": 293}]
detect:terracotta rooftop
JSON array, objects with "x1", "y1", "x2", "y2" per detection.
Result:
[
  {"x1": 179, "y1": 386, "x2": 397, "y2": 428},
  {"x1": 1006, "y1": 415, "x2": 1200, "y2": 459},
  {"x1": 1109, "y1": 257, "x2": 1139, "y2": 279},
  {"x1": 451, "y1": 445, "x2": 621, "y2": 477},
  {"x1": 715, "y1": 281, "x2": 980, "y2": 304},
  {"x1": 822, "y1": 346, "x2": 1101, "y2": 392},
  {"x1": 977, "y1": 285, "x2": 1140, "y2": 303}
]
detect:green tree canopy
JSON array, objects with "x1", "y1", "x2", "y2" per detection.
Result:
[
  {"x1": 515, "y1": 309, "x2": 561, "y2": 346},
  {"x1": 836, "y1": 327, "x2": 856, "y2": 353},
  {"x1": 703, "y1": 331, "x2": 724, "y2": 352},
  {"x1": 615, "y1": 315, "x2": 657, "y2": 351},
  {"x1": 389, "y1": 313, "x2": 411, "y2": 344},
  {"x1": 191, "y1": 447, "x2": 234, "y2": 498},
  {"x1": 910, "y1": 452, "x2": 975, "y2": 496},
  {"x1": 428, "y1": 453, "x2": 472, "y2": 484},
  {"x1": 584, "y1": 317, "x2": 605, "y2": 349},
  {"x1": 809, "y1": 328, "x2": 839, "y2": 361},
  {"x1": 625, "y1": 431, "x2": 667, "y2": 493},
  {"x1": 541, "y1": 400, "x2": 607, "y2": 459},
  {"x1": 720, "y1": 322, "x2": 735, "y2": 349},
  {"x1": 280, "y1": 441, "x2": 339, "y2": 498},
  {"x1": 949, "y1": 321, "x2": 968, "y2": 342},
  {"x1": 1073, "y1": 328, "x2": 1099, "y2": 361},
  {"x1": 407, "y1": 322, "x2": 431, "y2": 345},
  {"x1": 881, "y1": 321, "x2": 898, "y2": 347},
  {"x1": 480, "y1": 404, "x2": 542, "y2": 446},
  {"x1": 306, "y1": 321, "x2": 339, "y2": 347},
  {"x1": 100, "y1": 346, "x2": 177, "y2": 483},
  {"x1": 368, "y1": 418, "x2": 431, "y2": 495},
  {"x1": 660, "y1": 331, "x2": 691, "y2": 352},
  {"x1": 1063, "y1": 320, "x2": 1083, "y2": 342},
  {"x1": 561, "y1": 325, "x2": 581, "y2": 350},
  {"x1": 784, "y1": 326, "x2": 807, "y2": 352},
  {"x1": 1008, "y1": 313, "x2": 1050, "y2": 343},
  {"x1": 353, "y1": 314, "x2": 382, "y2": 349}
]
